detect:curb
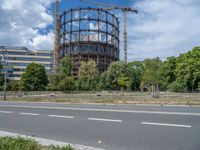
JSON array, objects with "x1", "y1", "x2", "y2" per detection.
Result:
[{"x1": 0, "y1": 130, "x2": 104, "y2": 150}]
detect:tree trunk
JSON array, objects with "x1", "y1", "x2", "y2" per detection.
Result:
[{"x1": 152, "y1": 84, "x2": 159, "y2": 98}]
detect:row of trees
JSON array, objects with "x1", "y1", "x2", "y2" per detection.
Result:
[
  {"x1": 48, "y1": 46, "x2": 200, "y2": 92},
  {"x1": 0, "y1": 46, "x2": 199, "y2": 93}
]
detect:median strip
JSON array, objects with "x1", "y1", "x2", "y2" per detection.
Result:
[
  {"x1": 141, "y1": 122, "x2": 192, "y2": 128},
  {"x1": 48, "y1": 115, "x2": 75, "y2": 119},
  {"x1": 88, "y1": 117, "x2": 122, "y2": 123},
  {"x1": 19, "y1": 112, "x2": 40, "y2": 116}
]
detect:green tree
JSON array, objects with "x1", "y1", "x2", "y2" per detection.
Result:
[
  {"x1": 20, "y1": 63, "x2": 48, "y2": 91},
  {"x1": 58, "y1": 76, "x2": 75, "y2": 91},
  {"x1": 78, "y1": 60, "x2": 98, "y2": 91},
  {"x1": 0, "y1": 63, "x2": 3, "y2": 87},
  {"x1": 49, "y1": 55, "x2": 74, "y2": 91},
  {"x1": 167, "y1": 80, "x2": 186, "y2": 92},
  {"x1": 7, "y1": 80, "x2": 19, "y2": 92},
  {"x1": 49, "y1": 74, "x2": 62, "y2": 91},
  {"x1": 175, "y1": 47, "x2": 200, "y2": 91},
  {"x1": 142, "y1": 57, "x2": 165, "y2": 96},
  {"x1": 98, "y1": 71, "x2": 108, "y2": 90},
  {"x1": 59, "y1": 54, "x2": 72, "y2": 76},
  {"x1": 104, "y1": 61, "x2": 125, "y2": 90},
  {"x1": 126, "y1": 61, "x2": 144, "y2": 91},
  {"x1": 164, "y1": 56, "x2": 176, "y2": 85},
  {"x1": 118, "y1": 74, "x2": 131, "y2": 90}
]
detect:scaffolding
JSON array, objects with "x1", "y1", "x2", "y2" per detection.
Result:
[{"x1": 59, "y1": 7, "x2": 120, "y2": 75}]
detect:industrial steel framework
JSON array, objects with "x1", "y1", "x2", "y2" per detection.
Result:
[
  {"x1": 59, "y1": 7, "x2": 120, "y2": 75},
  {"x1": 53, "y1": 0, "x2": 59, "y2": 73},
  {"x1": 80, "y1": 0, "x2": 138, "y2": 63}
]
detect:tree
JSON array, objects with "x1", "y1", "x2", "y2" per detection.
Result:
[
  {"x1": 49, "y1": 55, "x2": 73, "y2": 91},
  {"x1": 126, "y1": 61, "x2": 144, "y2": 91},
  {"x1": 58, "y1": 76, "x2": 75, "y2": 91},
  {"x1": 142, "y1": 57, "x2": 165, "y2": 96},
  {"x1": 59, "y1": 54, "x2": 72, "y2": 76},
  {"x1": 164, "y1": 56, "x2": 176, "y2": 85},
  {"x1": 104, "y1": 61, "x2": 125, "y2": 90},
  {"x1": 78, "y1": 60, "x2": 98, "y2": 91},
  {"x1": 0, "y1": 63, "x2": 3, "y2": 87},
  {"x1": 118, "y1": 74, "x2": 131, "y2": 90},
  {"x1": 7, "y1": 80, "x2": 19, "y2": 92},
  {"x1": 175, "y1": 47, "x2": 200, "y2": 92},
  {"x1": 49, "y1": 74, "x2": 62, "y2": 91},
  {"x1": 20, "y1": 63, "x2": 48, "y2": 91},
  {"x1": 98, "y1": 71, "x2": 108, "y2": 90}
]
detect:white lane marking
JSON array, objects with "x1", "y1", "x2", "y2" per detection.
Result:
[
  {"x1": 0, "y1": 130, "x2": 104, "y2": 150},
  {"x1": 48, "y1": 115, "x2": 74, "y2": 119},
  {"x1": 141, "y1": 122, "x2": 192, "y2": 128},
  {"x1": 0, "y1": 111, "x2": 12, "y2": 114},
  {"x1": 19, "y1": 112, "x2": 40, "y2": 116},
  {"x1": 0, "y1": 104, "x2": 200, "y2": 116},
  {"x1": 88, "y1": 118, "x2": 122, "y2": 123}
]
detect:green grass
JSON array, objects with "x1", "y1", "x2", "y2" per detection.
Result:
[
  {"x1": 0, "y1": 137, "x2": 74, "y2": 150},
  {"x1": 1, "y1": 91, "x2": 200, "y2": 105}
]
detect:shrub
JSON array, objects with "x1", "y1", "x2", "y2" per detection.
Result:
[
  {"x1": 0, "y1": 137, "x2": 74, "y2": 150},
  {"x1": 0, "y1": 136, "x2": 39, "y2": 150},
  {"x1": 168, "y1": 81, "x2": 187, "y2": 92}
]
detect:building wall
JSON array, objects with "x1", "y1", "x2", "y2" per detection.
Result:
[{"x1": 0, "y1": 46, "x2": 53, "y2": 80}]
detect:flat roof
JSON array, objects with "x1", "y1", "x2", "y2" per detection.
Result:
[{"x1": 0, "y1": 45, "x2": 53, "y2": 53}]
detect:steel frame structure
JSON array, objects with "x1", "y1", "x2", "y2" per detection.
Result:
[{"x1": 59, "y1": 7, "x2": 120, "y2": 75}]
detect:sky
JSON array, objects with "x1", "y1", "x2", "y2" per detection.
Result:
[{"x1": 0, "y1": 0, "x2": 200, "y2": 61}]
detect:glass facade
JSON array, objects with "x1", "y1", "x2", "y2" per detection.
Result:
[{"x1": 0, "y1": 46, "x2": 53, "y2": 80}]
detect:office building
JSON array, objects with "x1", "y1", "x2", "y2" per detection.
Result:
[{"x1": 0, "y1": 46, "x2": 53, "y2": 80}]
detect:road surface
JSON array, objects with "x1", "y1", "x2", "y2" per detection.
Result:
[{"x1": 0, "y1": 101, "x2": 200, "y2": 150}]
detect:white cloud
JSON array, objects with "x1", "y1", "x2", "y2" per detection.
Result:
[
  {"x1": 0, "y1": 0, "x2": 54, "y2": 50},
  {"x1": 1, "y1": 0, "x2": 200, "y2": 58},
  {"x1": 28, "y1": 31, "x2": 54, "y2": 50},
  {"x1": 126, "y1": 0, "x2": 200, "y2": 61}
]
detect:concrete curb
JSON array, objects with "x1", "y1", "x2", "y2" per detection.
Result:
[
  {"x1": 0, "y1": 130, "x2": 104, "y2": 150},
  {"x1": 1, "y1": 101, "x2": 200, "y2": 107}
]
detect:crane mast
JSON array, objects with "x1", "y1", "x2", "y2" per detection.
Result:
[
  {"x1": 107, "y1": 7, "x2": 138, "y2": 63},
  {"x1": 124, "y1": 10, "x2": 127, "y2": 63},
  {"x1": 53, "y1": 0, "x2": 59, "y2": 74}
]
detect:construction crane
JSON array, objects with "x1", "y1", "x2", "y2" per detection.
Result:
[
  {"x1": 53, "y1": 0, "x2": 59, "y2": 74},
  {"x1": 80, "y1": 0, "x2": 138, "y2": 63},
  {"x1": 106, "y1": 7, "x2": 138, "y2": 63}
]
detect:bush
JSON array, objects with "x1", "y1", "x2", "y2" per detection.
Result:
[
  {"x1": 0, "y1": 86, "x2": 3, "y2": 91},
  {"x1": 168, "y1": 81, "x2": 187, "y2": 92},
  {"x1": 0, "y1": 137, "x2": 74, "y2": 150},
  {"x1": 0, "y1": 136, "x2": 39, "y2": 150},
  {"x1": 7, "y1": 80, "x2": 19, "y2": 91}
]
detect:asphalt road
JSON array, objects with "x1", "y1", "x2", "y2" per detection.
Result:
[{"x1": 0, "y1": 101, "x2": 200, "y2": 150}]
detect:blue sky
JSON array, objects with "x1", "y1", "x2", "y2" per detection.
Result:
[{"x1": 0, "y1": 0, "x2": 200, "y2": 61}]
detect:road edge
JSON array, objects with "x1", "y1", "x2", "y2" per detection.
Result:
[{"x1": 0, "y1": 130, "x2": 104, "y2": 150}]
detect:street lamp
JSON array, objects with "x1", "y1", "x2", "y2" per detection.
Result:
[{"x1": 1, "y1": 48, "x2": 8, "y2": 101}]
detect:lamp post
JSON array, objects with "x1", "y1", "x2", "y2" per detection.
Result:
[{"x1": 1, "y1": 48, "x2": 8, "y2": 101}]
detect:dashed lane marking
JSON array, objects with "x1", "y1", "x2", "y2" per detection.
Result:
[
  {"x1": 19, "y1": 112, "x2": 40, "y2": 116},
  {"x1": 48, "y1": 115, "x2": 75, "y2": 119},
  {"x1": 0, "y1": 111, "x2": 12, "y2": 114},
  {"x1": 88, "y1": 117, "x2": 122, "y2": 123},
  {"x1": 141, "y1": 122, "x2": 192, "y2": 128}
]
